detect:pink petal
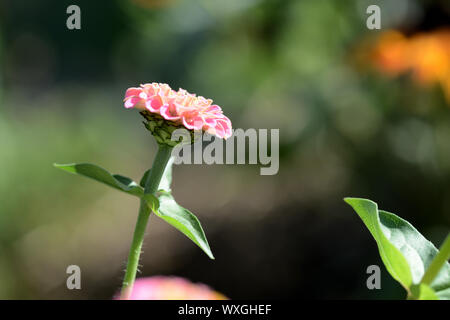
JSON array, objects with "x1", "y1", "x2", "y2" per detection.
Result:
[
  {"x1": 124, "y1": 96, "x2": 143, "y2": 109},
  {"x1": 145, "y1": 96, "x2": 163, "y2": 112},
  {"x1": 182, "y1": 115, "x2": 204, "y2": 130},
  {"x1": 214, "y1": 122, "x2": 226, "y2": 138},
  {"x1": 124, "y1": 87, "x2": 142, "y2": 100},
  {"x1": 206, "y1": 105, "x2": 222, "y2": 112},
  {"x1": 203, "y1": 117, "x2": 217, "y2": 127},
  {"x1": 141, "y1": 83, "x2": 159, "y2": 96},
  {"x1": 160, "y1": 104, "x2": 180, "y2": 120}
]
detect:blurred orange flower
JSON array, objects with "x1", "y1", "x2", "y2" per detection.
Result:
[{"x1": 370, "y1": 29, "x2": 450, "y2": 103}]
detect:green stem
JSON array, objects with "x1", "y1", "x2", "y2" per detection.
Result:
[
  {"x1": 420, "y1": 233, "x2": 450, "y2": 286},
  {"x1": 120, "y1": 144, "x2": 173, "y2": 299}
]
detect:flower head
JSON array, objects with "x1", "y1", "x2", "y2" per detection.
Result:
[
  {"x1": 115, "y1": 276, "x2": 228, "y2": 300},
  {"x1": 124, "y1": 83, "x2": 232, "y2": 142}
]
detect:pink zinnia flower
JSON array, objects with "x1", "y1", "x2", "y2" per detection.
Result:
[
  {"x1": 124, "y1": 83, "x2": 232, "y2": 139},
  {"x1": 115, "y1": 276, "x2": 228, "y2": 300}
]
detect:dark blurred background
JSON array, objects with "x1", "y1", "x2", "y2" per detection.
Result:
[{"x1": 0, "y1": 0, "x2": 449, "y2": 299}]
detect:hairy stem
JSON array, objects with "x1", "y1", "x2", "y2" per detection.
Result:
[{"x1": 120, "y1": 144, "x2": 173, "y2": 299}]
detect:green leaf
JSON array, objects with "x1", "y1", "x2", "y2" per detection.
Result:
[
  {"x1": 154, "y1": 192, "x2": 214, "y2": 259},
  {"x1": 139, "y1": 157, "x2": 174, "y2": 192},
  {"x1": 158, "y1": 157, "x2": 174, "y2": 192},
  {"x1": 54, "y1": 163, "x2": 143, "y2": 197},
  {"x1": 139, "y1": 169, "x2": 150, "y2": 188},
  {"x1": 345, "y1": 198, "x2": 450, "y2": 300},
  {"x1": 410, "y1": 283, "x2": 439, "y2": 300}
]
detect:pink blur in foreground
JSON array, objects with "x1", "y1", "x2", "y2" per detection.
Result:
[{"x1": 116, "y1": 276, "x2": 228, "y2": 300}]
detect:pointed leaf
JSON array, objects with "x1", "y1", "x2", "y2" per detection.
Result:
[
  {"x1": 345, "y1": 198, "x2": 450, "y2": 300},
  {"x1": 54, "y1": 163, "x2": 143, "y2": 197},
  {"x1": 155, "y1": 192, "x2": 214, "y2": 259},
  {"x1": 139, "y1": 169, "x2": 150, "y2": 188},
  {"x1": 158, "y1": 157, "x2": 174, "y2": 192}
]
